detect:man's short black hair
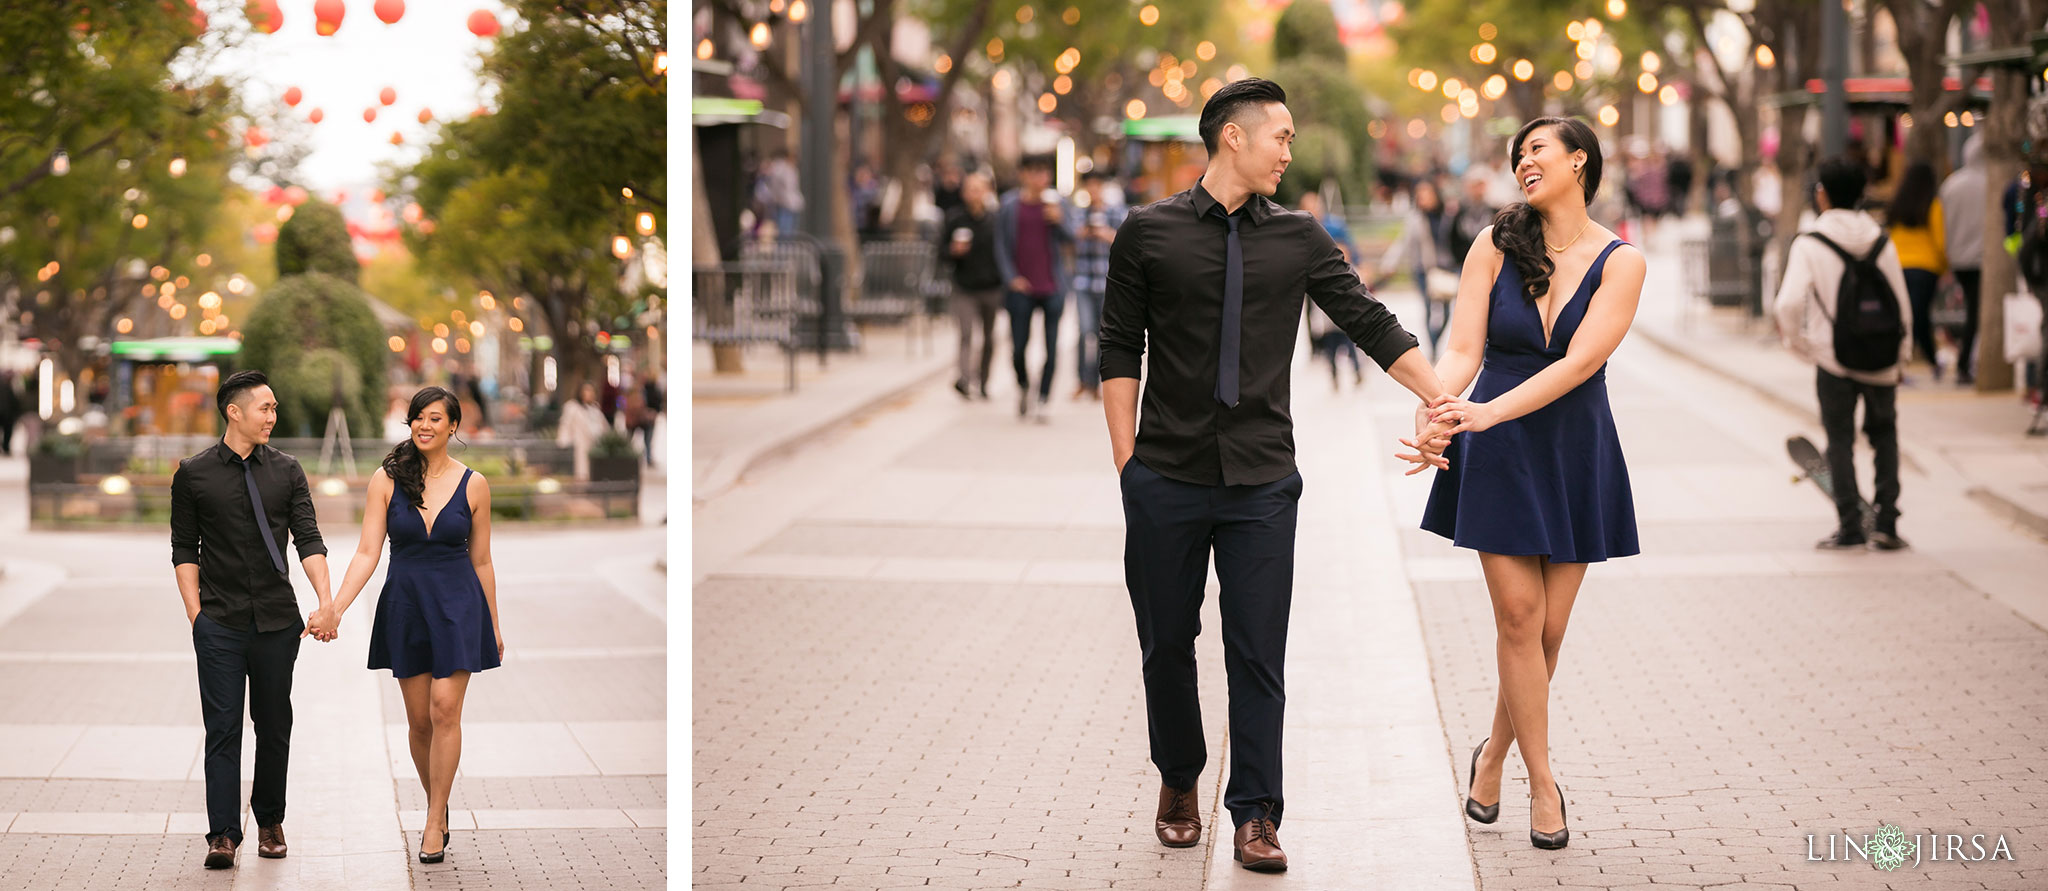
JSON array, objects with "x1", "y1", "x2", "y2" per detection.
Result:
[
  {"x1": 1198, "y1": 77, "x2": 1287, "y2": 155},
  {"x1": 1815, "y1": 157, "x2": 1867, "y2": 211},
  {"x1": 217, "y1": 370, "x2": 270, "y2": 423},
  {"x1": 1018, "y1": 153, "x2": 1056, "y2": 172}
]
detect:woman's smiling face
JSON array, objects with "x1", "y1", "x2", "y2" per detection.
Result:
[
  {"x1": 1514, "y1": 125, "x2": 1586, "y2": 209},
  {"x1": 410, "y1": 399, "x2": 457, "y2": 454}
]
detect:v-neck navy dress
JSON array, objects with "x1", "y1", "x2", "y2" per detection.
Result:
[
  {"x1": 1421, "y1": 239, "x2": 1639, "y2": 563},
  {"x1": 368, "y1": 468, "x2": 501, "y2": 678}
]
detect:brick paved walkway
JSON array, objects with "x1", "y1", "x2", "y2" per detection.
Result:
[{"x1": 0, "y1": 493, "x2": 668, "y2": 889}]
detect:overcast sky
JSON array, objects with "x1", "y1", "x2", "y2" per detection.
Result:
[{"x1": 194, "y1": 0, "x2": 512, "y2": 192}]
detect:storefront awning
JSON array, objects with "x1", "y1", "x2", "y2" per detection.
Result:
[{"x1": 110, "y1": 337, "x2": 241, "y2": 362}]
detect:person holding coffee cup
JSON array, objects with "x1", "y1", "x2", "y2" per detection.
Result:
[{"x1": 938, "y1": 171, "x2": 1004, "y2": 400}]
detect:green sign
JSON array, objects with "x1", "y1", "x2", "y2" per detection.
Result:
[
  {"x1": 1123, "y1": 115, "x2": 1202, "y2": 142},
  {"x1": 110, "y1": 337, "x2": 241, "y2": 362}
]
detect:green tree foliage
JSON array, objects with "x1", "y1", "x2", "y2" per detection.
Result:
[
  {"x1": 238, "y1": 272, "x2": 386, "y2": 438},
  {"x1": 274, "y1": 200, "x2": 359, "y2": 284},
  {"x1": 1267, "y1": 1, "x2": 1374, "y2": 207},
  {"x1": 0, "y1": 2, "x2": 238, "y2": 386},
  {"x1": 403, "y1": 0, "x2": 664, "y2": 402}
]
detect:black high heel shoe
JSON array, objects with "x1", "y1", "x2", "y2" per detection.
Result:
[
  {"x1": 1530, "y1": 781, "x2": 1569, "y2": 849},
  {"x1": 419, "y1": 832, "x2": 446, "y2": 864},
  {"x1": 1464, "y1": 739, "x2": 1499, "y2": 824}
]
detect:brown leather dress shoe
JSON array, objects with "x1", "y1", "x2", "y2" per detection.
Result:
[
  {"x1": 1154, "y1": 784, "x2": 1202, "y2": 848},
  {"x1": 257, "y1": 824, "x2": 288, "y2": 859},
  {"x1": 1233, "y1": 816, "x2": 1287, "y2": 872},
  {"x1": 203, "y1": 835, "x2": 236, "y2": 869}
]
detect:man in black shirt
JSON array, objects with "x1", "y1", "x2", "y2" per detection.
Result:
[
  {"x1": 170, "y1": 370, "x2": 335, "y2": 869},
  {"x1": 1100, "y1": 78, "x2": 1453, "y2": 871}
]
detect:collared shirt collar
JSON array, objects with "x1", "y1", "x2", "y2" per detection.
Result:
[
  {"x1": 215, "y1": 439, "x2": 262, "y2": 465},
  {"x1": 1191, "y1": 177, "x2": 1272, "y2": 226}
]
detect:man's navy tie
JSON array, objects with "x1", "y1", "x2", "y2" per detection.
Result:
[
  {"x1": 242, "y1": 458, "x2": 289, "y2": 577},
  {"x1": 1216, "y1": 210, "x2": 1242, "y2": 408}
]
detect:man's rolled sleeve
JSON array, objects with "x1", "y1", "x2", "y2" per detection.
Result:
[
  {"x1": 1304, "y1": 225, "x2": 1418, "y2": 369},
  {"x1": 1098, "y1": 208, "x2": 1150, "y2": 381},
  {"x1": 170, "y1": 464, "x2": 201, "y2": 567},
  {"x1": 286, "y1": 461, "x2": 328, "y2": 562}
]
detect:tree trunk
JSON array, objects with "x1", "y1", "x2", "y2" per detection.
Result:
[
  {"x1": 1884, "y1": 0, "x2": 1964, "y2": 168},
  {"x1": 1978, "y1": 64, "x2": 2027, "y2": 391}
]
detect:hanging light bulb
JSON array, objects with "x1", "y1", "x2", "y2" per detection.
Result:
[
  {"x1": 611, "y1": 235, "x2": 633, "y2": 259},
  {"x1": 51, "y1": 150, "x2": 69, "y2": 176},
  {"x1": 169, "y1": 154, "x2": 187, "y2": 177},
  {"x1": 635, "y1": 212, "x2": 656, "y2": 236}
]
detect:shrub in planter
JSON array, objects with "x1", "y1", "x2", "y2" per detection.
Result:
[
  {"x1": 30, "y1": 433, "x2": 85, "y2": 485},
  {"x1": 588, "y1": 429, "x2": 641, "y2": 484}
]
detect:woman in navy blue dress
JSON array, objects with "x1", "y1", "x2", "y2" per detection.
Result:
[
  {"x1": 1408, "y1": 117, "x2": 1644, "y2": 850},
  {"x1": 322, "y1": 386, "x2": 502, "y2": 863}
]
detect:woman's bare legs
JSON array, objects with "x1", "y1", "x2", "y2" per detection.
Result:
[
  {"x1": 1468, "y1": 555, "x2": 1586, "y2": 833},
  {"x1": 397, "y1": 671, "x2": 472, "y2": 855}
]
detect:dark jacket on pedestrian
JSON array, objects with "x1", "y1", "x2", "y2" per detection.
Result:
[
  {"x1": 994, "y1": 189, "x2": 1077, "y2": 298},
  {"x1": 939, "y1": 204, "x2": 1004, "y2": 291}
]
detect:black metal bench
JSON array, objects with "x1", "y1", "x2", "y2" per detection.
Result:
[
  {"x1": 853, "y1": 240, "x2": 941, "y2": 355},
  {"x1": 694, "y1": 259, "x2": 800, "y2": 391}
]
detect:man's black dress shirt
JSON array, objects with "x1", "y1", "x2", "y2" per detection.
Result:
[
  {"x1": 1100, "y1": 181, "x2": 1419, "y2": 486},
  {"x1": 171, "y1": 441, "x2": 326, "y2": 632}
]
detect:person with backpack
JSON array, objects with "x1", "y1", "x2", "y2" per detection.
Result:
[{"x1": 1771, "y1": 158, "x2": 1914, "y2": 551}]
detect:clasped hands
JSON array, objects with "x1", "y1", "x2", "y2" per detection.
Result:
[
  {"x1": 301, "y1": 606, "x2": 340, "y2": 642},
  {"x1": 1397, "y1": 394, "x2": 1500, "y2": 476}
]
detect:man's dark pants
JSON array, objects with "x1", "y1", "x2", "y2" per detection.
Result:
[
  {"x1": 1120, "y1": 457, "x2": 1301, "y2": 828},
  {"x1": 1816, "y1": 369, "x2": 1901, "y2": 532},
  {"x1": 192, "y1": 613, "x2": 301, "y2": 845}
]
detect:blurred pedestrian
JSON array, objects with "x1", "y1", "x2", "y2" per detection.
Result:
[
  {"x1": 933, "y1": 158, "x2": 965, "y2": 217},
  {"x1": 1072, "y1": 170, "x2": 1128, "y2": 401},
  {"x1": 639, "y1": 371, "x2": 665, "y2": 465},
  {"x1": 1886, "y1": 160, "x2": 1947, "y2": 378},
  {"x1": 995, "y1": 153, "x2": 1076, "y2": 422},
  {"x1": 0, "y1": 370, "x2": 20, "y2": 456},
  {"x1": 1447, "y1": 173, "x2": 1496, "y2": 268},
  {"x1": 757, "y1": 148, "x2": 803, "y2": 236},
  {"x1": 1371, "y1": 180, "x2": 1456, "y2": 358},
  {"x1": 1772, "y1": 157, "x2": 1913, "y2": 550},
  {"x1": 940, "y1": 172, "x2": 1003, "y2": 400},
  {"x1": 556, "y1": 382, "x2": 608, "y2": 481},
  {"x1": 1665, "y1": 149, "x2": 1695, "y2": 217},
  {"x1": 1939, "y1": 134, "x2": 1987, "y2": 385}
]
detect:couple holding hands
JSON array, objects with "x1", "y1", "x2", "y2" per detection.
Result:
[
  {"x1": 172, "y1": 373, "x2": 502, "y2": 869},
  {"x1": 1101, "y1": 78, "x2": 1643, "y2": 872}
]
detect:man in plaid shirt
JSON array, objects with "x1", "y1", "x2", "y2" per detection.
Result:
[{"x1": 1072, "y1": 170, "x2": 1128, "y2": 401}]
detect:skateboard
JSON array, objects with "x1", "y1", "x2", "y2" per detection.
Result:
[{"x1": 1786, "y1": 435, "x2": 1873, "y2": 532}]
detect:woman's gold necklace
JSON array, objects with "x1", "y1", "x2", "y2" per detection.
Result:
[
  {"x1": 426, "y1": 460, "x2": 451, "y2": 479},
  {"x1": 1545, "y1": 216, "x2": 1593, "y2": 253}
]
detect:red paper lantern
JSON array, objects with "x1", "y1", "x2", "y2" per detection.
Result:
[
  {"x1": 465, "y1": 9, "x2": 499, "y2": 38},
  {"x1": 246, "y1": 0, "x2": 283, "y2": 34},
  {"x1": 282, "y1": 86, "x2": 303, "y2": 107},
  {"x1": 313, "y1": 0, "x2": 344, "y2": 36},
  {"x1": 307, "y1": 107, "x2": 324, "y2": 124},
  {"x1": 389, "y1": 132, "x2": 405, "y2": 145},
  {"x1": 183, "y1": 0, "x2": 208, "y2": 32},
  {"x1": 363, "y1": 107, "x2": 378, "y2": 123},
  {"x1": 284, "y1": 186, "x2": 308, "y2": 206},
  {"x1": 244, "y1": 126, "x2": 268, "y2": 148},
  {"x1": 373, "y1": 0, "x2": 404, "y2": 24},
  {"x1": 370, "y1": 189, "x2": 387, "y2": 203},
  {"x1": 417, "y1": 108, "x2": 434, "y2": 124},
  {"x1": 379, "y1": 87, "x2": 397, "y2": 106},
  {"x1": 253, "y1": 222, "x2": 279, "y2": 244}
]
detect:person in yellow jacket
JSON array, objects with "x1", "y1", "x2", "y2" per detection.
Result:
[{"x1": 1886, "y1": 161, "x2": 1948, "y2": 377}]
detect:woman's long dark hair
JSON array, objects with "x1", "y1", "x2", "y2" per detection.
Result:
[
  {"x1": 1886, "y1": 161, "x2": 1938, "y2": 228},
  {"x1": 1492, "y1": 116, "x2": 1604, "y2": 300},
  {"x1": 382, "y1": 386, "x2": 463, "y2": 509}
]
